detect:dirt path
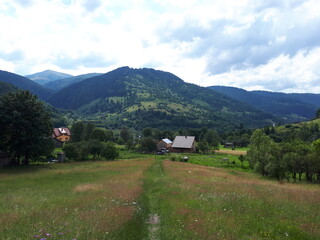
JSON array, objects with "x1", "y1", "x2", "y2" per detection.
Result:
[{"x1": 215, "y1": 149, "x2": 247, "y2": 155}]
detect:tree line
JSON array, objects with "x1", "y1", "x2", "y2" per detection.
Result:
[{"x1": 247, "y1": 129, "x2": 320, "y2": 182}]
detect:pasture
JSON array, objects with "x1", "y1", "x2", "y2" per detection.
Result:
[{"x1": 0, "y1": 156, "x2": 319, "y2": 239}]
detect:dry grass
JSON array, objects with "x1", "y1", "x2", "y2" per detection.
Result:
[
  {"x1": 161, "y1": 160, "x2": 320, "y2": 239},
  {"x1": 0, "y1": 158, "x2": 153, "y2": 239}
]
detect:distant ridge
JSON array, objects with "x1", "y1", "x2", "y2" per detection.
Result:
[
  {"x1": 209, "y1": 86, "x2": 320, "y2": 122},
  {"x1": 25, "y1": 70, "x2": 73, "y2": 85},
  {"x1": 45, "y1": 73, "x2": 102, "y2": 91},
  {"x1": 0, "y1": 70, "x2": 54, "y2": 100}
]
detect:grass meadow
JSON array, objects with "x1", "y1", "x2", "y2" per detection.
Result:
[{"x1": 1, "y1": 155, "x2": 320, "y2": 239}]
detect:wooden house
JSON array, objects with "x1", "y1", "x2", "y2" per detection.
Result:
[
  {"x1": 53, "y1": 127, "x2": 71, "y2": 144},
  {"x1": 171, "y1": 136, "x2": 196, "y2": 153}
]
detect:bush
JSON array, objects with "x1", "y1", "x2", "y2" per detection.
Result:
[
  {"x1": 170, "y1": 156, "x2": 178, "y2": 161},
  {"x1": 101, "y1": 142, "x2": 119, "y2": 161}
]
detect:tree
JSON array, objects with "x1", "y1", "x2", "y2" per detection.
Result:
[
  {"x1": 203, "y1": 130, "x2": 220, "y2": 148},
  {"x1": 91, "y1": 128, "x2": 107, "y2": 142},
  {"x1": 142, "y1": 128, "x2": 153, "y2": 138},
  {"x1": 198, "y1": 141, "x2": 210, "y2": 154},
  {"x1": 0, "y1": 91, "x2": 54, "y2": 165},
  {"x1": 120, "y1": 126, "x2": 132, "y2": 143},
  {"x1": 71, "y1": 122, "x2": 85, "y2": 142},
  {"x1": 139, "y1": 137, "x2": 157, "y2": 152},
  {"x1": 316, "y1": 109, "x2": 320, "y2": 119},
  {"x1": 101, "y1": 142, "x2": 119, "y2": 160},
  {"x1": 247, "y1": 129, "x2": 274, "y2": 176},
  {"x1": 238, "y1": 154, "x2": 246, "y2": 168},
  {"x1": 83, "y1": 122, "x2": 95, "y2": 140}
]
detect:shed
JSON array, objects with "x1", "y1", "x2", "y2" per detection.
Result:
[{"x1": 157, "y1": 138, "x2": 173, "y2": 150}]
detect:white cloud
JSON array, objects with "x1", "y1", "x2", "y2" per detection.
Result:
[
  {"x1": 203, "y1": 48, "x2": 320, "y2": 93},
  {"x1": 0, "y1": 0, "x2": 320, "y2": 92}
]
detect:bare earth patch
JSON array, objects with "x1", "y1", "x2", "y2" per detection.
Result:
[
  {"x1": 74, "y1": 183, "x2": 103, "y2": 192},
  {"x1": 215, "y1": 149, "x2": 247, "y2": 155}
]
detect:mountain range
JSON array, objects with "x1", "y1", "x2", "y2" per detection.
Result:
[
  {"x1": 1, "y1": 67, "x2": 319, "y2": 131},
  {"x1": 209, "y1": 86, "x2": 320, "y2": 122},
  {"x1": 44, "y1": 73, "x2": 102, "y2": 91},
  {"x1": 45, "y1": 67, "x2": 277, "y2": 130}
]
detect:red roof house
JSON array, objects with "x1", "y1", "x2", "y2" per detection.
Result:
[{"x1": 53, "y1": 127, "x2": 71, "y2": 143}]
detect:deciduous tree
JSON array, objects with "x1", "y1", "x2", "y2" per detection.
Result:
[{"x1": 0, "y1": 91, "x2": 53, "y2": 165}]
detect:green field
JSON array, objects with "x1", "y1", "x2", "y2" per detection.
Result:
[{"x1": 1, "y1": 157, "x2": 320, "y2": 239}]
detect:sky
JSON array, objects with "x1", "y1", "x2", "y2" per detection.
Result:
[{"x1": 1, "y1": 0, "x2": 320, "y2": 93}]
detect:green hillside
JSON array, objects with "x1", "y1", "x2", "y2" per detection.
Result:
[
  {"x1": 47, "y1": 67, "x2": 278, "y2": 131},
  {"x1": 0, "y1": 70, "x2": 54, "y2": 100},
  {"x1": 44, "y1": 73, "x2": 102, "y2": 91},
  {"x1": 209, "y1": 86, "x2": 318, "y2": 122}
]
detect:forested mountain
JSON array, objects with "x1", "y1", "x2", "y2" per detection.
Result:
[
  {"x1": 0, "y1": 70, "x2": 54, "y2": 100},
  {"x1": 209, "y1": 86, "x2": 319, "y2": 122},
  {"x1": 0, "y1": 81, "x2": 17, "y2": 95},
  {"x1": 25, "y1": 70, "x2": 73, "y2": 85},
  {"x1": 252, "y1": 91, "x2": 320, "y2": 108},
  {"x1": 47, "y1": 67, "x2": 278, "y2": 131},
  {"x1": 45, "y1": 73, "x2": 102, "y2": 91}
]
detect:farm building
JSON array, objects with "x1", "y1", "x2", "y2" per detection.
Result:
[
  {"x1": 171, "y1": 136, "x2": 196, "y2": 153},
  {"x1": 157, "y1": 138, "x2": 173, "y2": 151}
]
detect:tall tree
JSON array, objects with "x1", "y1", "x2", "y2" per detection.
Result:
[
  {"x1": 0, "y1": 90, "x2": 53, "y2": 165},
  {"x1": 71, "y1": 122, "x2": 85, "y2": 142},
  {"x1": 247, "y1": 129, "x2": 274, "y2": 176},
  {"x1": 120, "y1": 126, "x2": 132, "y2": 143}
]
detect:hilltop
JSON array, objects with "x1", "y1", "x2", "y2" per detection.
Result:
[{"x1": 25, "y1": 70, "x2": 73, "y2": 85}]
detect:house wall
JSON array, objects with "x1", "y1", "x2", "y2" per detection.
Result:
[
  {"x1": 170, "y1": 148, "x2": 194, "y2": 153},
  {"x1": 56, "y1": 134, "x2": 70, "y2": 142},
  {"x1": 157, "y1": 141, "x2": 172, "y2": 150}
]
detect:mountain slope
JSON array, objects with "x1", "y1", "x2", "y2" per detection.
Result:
[
  {"x1": 47, "y1": 67, "x2": 278, "y2": 130},
  {"x1": 0, "y1": 81, "x2": 17, "y2": 95},
  {"x1": 44, "y1": 73, "x2": 102, "y2": 91},
  {"x1": 209, "y1": 86, "x2": 318, "y2": 122},
  {"x1": 25, "y1": 70, "x2": 73, "y2": 85},
  {"x1": 252, "y1": 91, "x2": 320, "y2": 108},
  {"x1": 0, "y1": 70, "x2": 54, "y2": 100}
]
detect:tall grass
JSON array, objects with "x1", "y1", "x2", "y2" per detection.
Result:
[{"x1": 1, "y1": 156, "x2": 319, "y2": 239}]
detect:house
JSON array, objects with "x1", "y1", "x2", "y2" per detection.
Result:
[
  {"x1": 53, "y1": 127, "x2": 71, "y2": 147},
  {"x1": 171, "y1": 136, "x2": 196, "y2": 153},
  {"x1": 157, "y1": 138, "x2": 172, "y2": 151},
  {"x1": 224, "y1": 142, "x2": 234, "y2": 148}
]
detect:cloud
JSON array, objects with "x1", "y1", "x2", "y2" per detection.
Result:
[
  {"x1": 0, "y1": 50, "x2": 24, "y2": 62},
  {"x1": 0, "y1": 0, "x2": 320, "y2": 92},
  {"x1": 203, "y1": 48, "x2": 320, "y2": 93},
  {"x1": 53, "y1": 53, "x2": 115, "y2": 69}
]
